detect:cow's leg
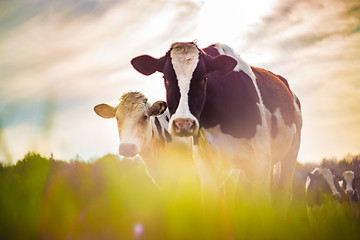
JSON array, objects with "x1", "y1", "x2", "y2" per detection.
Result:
[
  {"x1": 192, "y1": 145, "x2": 219, "y2": 199},
  {"x1": 242, "y1": 148, "x2": 272, "y2": 202},
  {"x1": 254, "y1": 157, "x2": 272, "y2": 202},
  {"x1": 276, "y1": 136, "x2": 300, "y2": 210},
  {"x1": 221, "y1": 168, "x2": 243, "y2": 205}
]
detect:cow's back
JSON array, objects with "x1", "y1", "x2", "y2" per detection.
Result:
[{"x1": 252, "y1": 67, "x2": 297, "y2": 128}]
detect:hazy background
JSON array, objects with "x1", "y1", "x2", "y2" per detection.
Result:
[{"x1": 1, "y1": 0, "x2": 359, "y2": 163}]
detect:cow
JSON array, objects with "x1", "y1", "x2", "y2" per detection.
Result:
[
  {"x1": 305, "y1": 168, "x2": 342, "y2": 206},
  {"x1": 338, "y1": 170, "x2": 359, "y2": 218},
  {"x1": 339, "y1": 171, "x2": 359, "y2": 203},
  {"x1": 94, "y1": 91, "x2": 191, "y2": 188},
  {"x1": 131, "y1": 42, "x2": 302, "y2": 203},
  {"x1": 305, "y1": 167, "x2": 343, "y2": 227}
]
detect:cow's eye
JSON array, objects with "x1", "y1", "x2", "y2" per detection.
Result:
[{"x1": 142, "y1": 115, "x2": 149, "y2": 121}]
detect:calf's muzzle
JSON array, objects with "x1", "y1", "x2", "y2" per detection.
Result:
[{"x1": 119, "y1": 143, "x2": 138, "y2": 158}]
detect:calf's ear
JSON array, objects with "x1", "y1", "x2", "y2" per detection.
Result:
[
  {"x1": 131, "y1": 55, "x2": 166, "y2": 76},
  {"x1": 204, "y1": 54, "x2": 237, "y2": 76},
  {"x1": 149, "y1": 101, "x2": 167, "y2": 116},
  {"x1": 94, "y1": 104, "x2": 116, "y2": 119}
]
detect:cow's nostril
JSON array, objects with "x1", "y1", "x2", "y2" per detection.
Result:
[
  {"x1": 173, "y1": 121, "x2": 181, "y2": 133},
  {"x1": 188, "y1": 120, "x2": 194, "y2": 128}
]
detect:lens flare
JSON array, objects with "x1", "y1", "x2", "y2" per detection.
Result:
[{"x1": 134, "y1": 223, "x2": 144, "y2": 238}]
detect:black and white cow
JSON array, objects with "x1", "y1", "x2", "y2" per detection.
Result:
[
  {"x1": 339, "y1": 170, "x2": 360, "y2": 218},
  {"x1": 339, "y1": 171, "x2": 359, "y2": 203},
  {"x1": 94, "y1": 92, "x2": 190, "y2": 186},
  {"x1": 131, "y1": 42, "x2": 302, "y2": 201},
  {"x1": 305, "y1": 168, "x2": 342, "y2": 206},
  {"x1": 305, "y1": 167, "x2": 343, "y2": 226}
]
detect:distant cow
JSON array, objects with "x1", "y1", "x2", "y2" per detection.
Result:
[
  {"x1": 94, "y1": 92, "x2": 191, "y2": 186},
  {"x1": 338, "y1": 170, "x2": 360, "y2": 218},
  {"x1": 305, "y1": 168, "x2": 342, "y2": 206},
  {"x1": 339, "y1": 171, "x2": 359, "y2": 203},
  {"x1": 131, "y1": 42, "x2": 302, "y2": 201}
]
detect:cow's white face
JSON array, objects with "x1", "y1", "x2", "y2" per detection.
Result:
[
  {"x1": 94, "y1": 92, "x2": 167, "y2": 157},
  {"x1": 168, "y1": 43, "x2": 200, "y2": 136},
  {"x1": 343, "y1": 171, "x2": 355, "y2": 196},
  {"x1": 319, "y1": 168, "x2": 342, "y2": 198}
]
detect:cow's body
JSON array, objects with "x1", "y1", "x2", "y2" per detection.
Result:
[
  {"x1": 131, "y1": 42, "x2": 302, "y2": 200},
  {"x1": 94, "y1": 92, "x2": 191, "y2": 187}
]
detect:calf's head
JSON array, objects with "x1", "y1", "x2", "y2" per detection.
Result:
[
  {"x1": 94, "y1": 92, "x2": 166, "y2": 157},
  {"x1": 131, "y1": 42, "x2": 237, "y2": 137}
]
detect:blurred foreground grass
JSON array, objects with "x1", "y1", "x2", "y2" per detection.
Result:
[{"x1": 0, "y1": 152, "x2": 359, "y2": 240}]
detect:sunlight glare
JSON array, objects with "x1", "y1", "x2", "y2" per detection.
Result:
[{"x1": 196, "y1": 0, "x2": 277, "y2": 45}]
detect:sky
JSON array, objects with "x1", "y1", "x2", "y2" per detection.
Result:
[{"x1": 0, "y1": 0, "x2": 359, "y2": 164}]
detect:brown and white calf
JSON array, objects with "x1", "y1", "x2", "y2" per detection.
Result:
[
  {"x1": 131, "y1": 42, "x2": 302, "y2": 201},
  {"x1": 94, "y1": 92, "x2": 190, "y2": 186}
]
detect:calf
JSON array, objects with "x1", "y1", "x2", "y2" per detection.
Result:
[
  {"x1": 305, "y1": 168, "x2": 342, "y2": 206},
  {"x1": 94, "y1": 92, "x2": 191, "y2": 186}
]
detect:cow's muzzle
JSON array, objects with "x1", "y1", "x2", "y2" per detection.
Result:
[
  {"x1": 333, "y1": 192, "x2": 342, "y2": 199},
  {"x1": 172, "y1": 118, "x2": 197, "y2": 137},
  {"x1": 346, "y1": 189, "x2": 354, "y2": 196}
]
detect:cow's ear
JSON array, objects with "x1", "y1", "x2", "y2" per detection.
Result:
[
  {"x1": 204, "y1": 54, "x2": 237, "y2": 76},
  {"x1": 149, "y1": 101, "x2": 167, "y2": 116},
  {"x1": 131, "y1": 55, "x2": 166, "y2": 76},
  {"x1": 94, "y1": 104, "x2": 116, "y2": 119},
  {"x1": 307, "y1": 172, "x2": 320, "y2": 179}
]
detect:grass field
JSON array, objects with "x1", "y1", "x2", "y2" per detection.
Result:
[{"x1": 0, "y1": 152, "x2": 359, "y2": 240}]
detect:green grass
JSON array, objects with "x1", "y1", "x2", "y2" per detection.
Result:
[{"x1": 0, "y1": 153, "x2": 359, "y2": 240}]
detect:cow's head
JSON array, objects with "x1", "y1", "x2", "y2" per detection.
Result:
[
  {"x1": 340, "y1": 171, "x2": 359, "y2": 196},
  {"x1": 94, "y1": 92, "x2": 167, "y2": 157},
  {"x1": 306, "y1": 168, "x2": 342, "y2": 199},
  {"x1": 131, "y1": 42, "x2": 237, "y2": 137}
]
